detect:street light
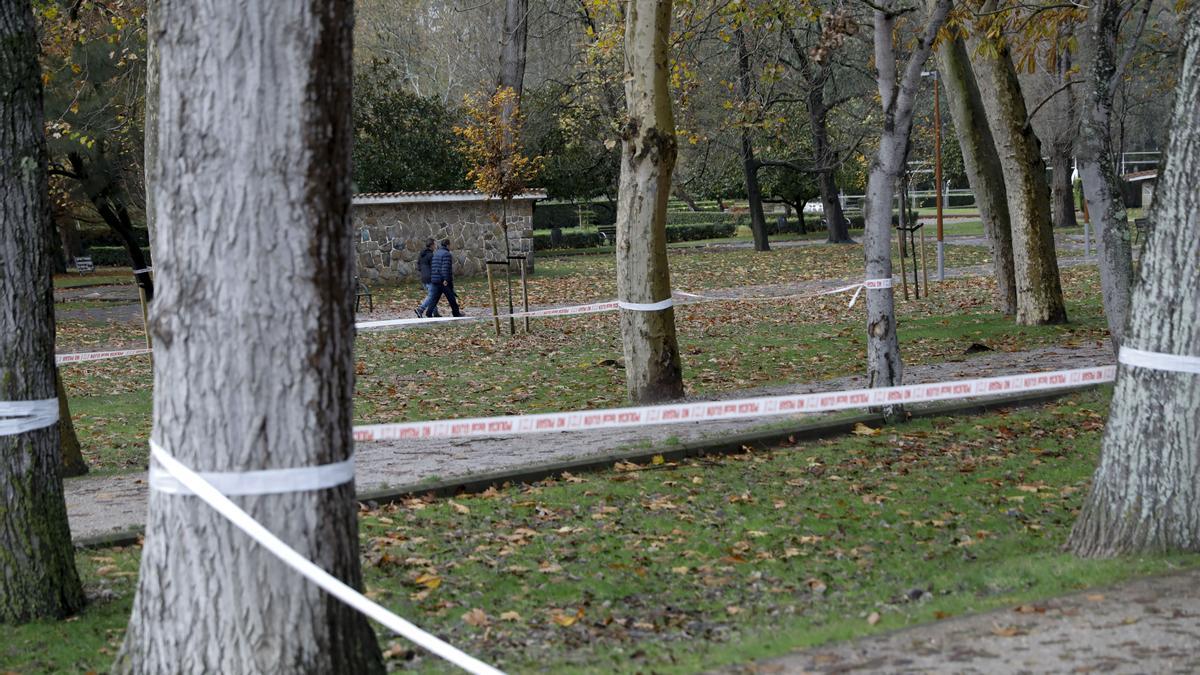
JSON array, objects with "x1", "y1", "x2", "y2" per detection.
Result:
[{"x1": 921, "y1": 70, "x2": 944, "y2": 281}]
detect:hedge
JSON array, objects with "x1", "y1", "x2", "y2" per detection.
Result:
[
  {"x1": 532, "y1": 202, "x2": 616, "y2": 229},
  {"x1": 534, "y1": 221, "x2": 736, "y2": 251},
  {"x1": 83, "y1": 246, "x2": 152, "y2": 267},
  {"x1": 76, "y1": 226, "x2": 151, "y2": 248}
]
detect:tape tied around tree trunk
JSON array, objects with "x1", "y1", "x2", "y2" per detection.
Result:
[
  {"x1": 149, "y1": 456, "x2": 355, "y2": 495},
  {"x1": 133, "y1": 267, "x2": 153, "y2": 275},
  {"x1": 147, "y1": 440, "x2": 505, "y2": 675},
  {"x1": 1118, "y1": 346, "x2": 1200, "y2": 375},
  {"x1": 0, "y1": 398, "x2": 59, "y2": 436},
  {"x1": 617, "y1": 298, "x2": 675, "y2": 312},
  {"x1": 845, "y1": 278, "x2": 894, "y2": 308}
]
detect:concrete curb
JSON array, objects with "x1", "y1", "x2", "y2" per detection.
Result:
[{"x1": 74, "y1": 384, "x2": 1103, "y2": 550}]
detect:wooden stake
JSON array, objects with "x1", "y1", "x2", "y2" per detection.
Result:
[
  {"x1": 138, "y1": 285, "x2": 152, "y2": 349},
  {"x1": 520, "y1": 255, "x2": 530, "y2": 333},
  {"x1": 485, "y1": 262, "x2": 500, "y2": 336},
  {"x1": 920, "y1": 223, "x2": 928, "y2": 297},
  {"x1": 897, "y1": 225, "x2": 909, "y2": 301}
]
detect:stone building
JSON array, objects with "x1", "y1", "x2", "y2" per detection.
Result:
[{"x1": 352, "y1": 190, "x2": 545, "y2": 282}]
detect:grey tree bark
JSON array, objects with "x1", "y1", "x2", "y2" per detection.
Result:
[
  {"x1": 56, "y1": 368, "x2": 88, "y2": 477},
  {"x1": 1069, "y1": 11, "x2": 1200, "y2": 556},
  {"x1": 1050, "y1": 140, "x2": 1079, "y2": 228},
  {"x1": 143, "y1": 0, "x2": 159, "y2": 243},
  {"x1": 1076, "y1": 0, "x2": 1151, "y2": 351},
  {"x1": 968, "y1": 17, "x2": 1068, "y2": 325},
  {"x1": 864, "y1": 0, "x2": 953, "y2": 393},
  {"x1": 0, "y1": 0, "x2": 86, "y2": 623},
  {"x1": 938, "y1": 37, "x2": 1017, "y2": 315},
  {"x1": 735, "y1": 27, "x2": 770, "y2": 252},
  {"x1": 617, "y1": 0, "x2": 685, "y2": 404},
  {"x1": 497, "y1": 0, "x2": 528, "y2": 129},
  {"x1": 114, "y1": 1, "x2": 384, "y2": 672}
]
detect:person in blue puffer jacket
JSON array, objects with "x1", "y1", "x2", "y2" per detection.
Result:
[
  {"x1": 414, "y1": 238, "x2": 441, "y2": 318},
  {"x1": 427, "y1": 239, "x2": 463, "y2": 317}
]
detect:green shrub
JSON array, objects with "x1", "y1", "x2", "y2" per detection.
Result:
[
  {"x1": 533, "y1": 221, "x2": 736, "y2": 251},
  {"x1": 85, "y1": 246, "x2": 152, "y2": 267},
  {"x1": 76, "y1": 226, "x2": 150, "y2": 248},
  {"x1": 533, "y1": 202, "x2": 616, "y2": 229}
]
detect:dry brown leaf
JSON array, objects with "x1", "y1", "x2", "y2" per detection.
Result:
[
  {"x1": 867, "y1": 611, "x2": 881, "y2": 625},
  {"x1": 852, "y1": 422, "x2": 881, "y2": 436},
  {"x1": 462, "y1": 608, "x2": 489, "y2": 627},
  {"x1": 499, "y1": 611, "x2": 522, "y2": 622},
  {"x1": 449, "y1": 500, "x2": 470, "y2": 515}
]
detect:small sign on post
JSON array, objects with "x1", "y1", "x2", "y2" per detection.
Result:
[{"x1": 74, "y1": 256, "x2": 94, "y2": 274}]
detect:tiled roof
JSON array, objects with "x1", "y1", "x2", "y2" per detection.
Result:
[
  {"x1": 1121, "y1": 169, "x2": 1157, "y2": 182},
  {"x1": 352, "y1": 189, "x2": 548, "y2": 205}
]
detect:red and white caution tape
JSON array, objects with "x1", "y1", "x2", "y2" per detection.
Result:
[
  {"x1": 55, "y1": 348, "x2": 153, "y2": 365},
  {"x1": 353, "y1": 365, "x2": 1115, "y2": 442},
  {"x1": 0, "y1": 398, "x2": 59, "y2": 435},
  {"x1": 149, "y1": 440, "x2": 505, "y2": 675}
]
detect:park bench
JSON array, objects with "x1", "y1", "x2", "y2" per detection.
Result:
[
  {"x1": 354, "y1": 276, "x2": 373, "y2": 313},
  {"x1": 1132, "y1": 217, "x2": 1151, "y2": 249},
  {"x1": 597, "y1": 223, "x2": 617, "y2": 245}
]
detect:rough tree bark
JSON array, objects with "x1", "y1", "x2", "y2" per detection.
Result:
[
  {"x1": 1069, "y1": 11, "x2": 1200, "y2": 556},
  {"x1": 968, "y1": 16, "x2": 1068, "y2": 325},
  {"x1": 1076, "y1": 0, "x2": 1150, "y2": 350},
  {"x1": 1050, "y1": 139, "x2": 1079, "y2": 229},
  {"x1": 56, "y1": 369, "x2": 88, "y2": 477},
  {"x1": 498, "y1": 0, "x2": 529, "y2": 127},
  {"x1": 864, "y1": 0, "x2": 953, "y2": 393},
  {"x1": 937, "y1": 37, "x2": 1017, "y2": 315},
  {"x1": 0, "y1": 0, "x2": 86, "y2": 623},
  {"x1": 616, "y1": 0, "x2": 685, "y2": 404},
  {"x1": 114, "y1": 1, "x2": 384, "y2": 671},
  {"x1": 143, "y1": 0, "x2": 159, "y2": 243},
  {"x1": 735, "y1": 27, "x2": 770, "y2": 252}
]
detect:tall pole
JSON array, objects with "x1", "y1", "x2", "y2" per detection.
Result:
[{"x1": 934, "y1": 72, "x2": 945, "y2": 281}]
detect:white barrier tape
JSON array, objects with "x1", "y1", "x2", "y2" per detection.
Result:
[
  {"x1": 133, "y1": 267, "x2": 153, "y2": 275},
  {"x1": 150, "y1": 457, "x2": 355, "y2": 496},
  {"x1": 354, "y1": 299, "x2": 622, "y2": 331},
  {"x1": 0, "y1": 398, "x2": 59, "y2": 436},
  {"x1": 1119, "y1": 346, "x2": 1200, "y2": 375},
  {"x1": 618, "y1": 298, "x2": 674, "y2": 312},
  {"x1": 844, "y1": 278, "x2": 894, "y2": 308},
  {"x1": 353, "y1": 365, "x2": 1115, "y2": 442},
  {"x1": 148, "y1": 441, "x2": 505, "y2": 675},
  {"x1": 55, "y1": 348, "x2": 153, "y2": 365}
]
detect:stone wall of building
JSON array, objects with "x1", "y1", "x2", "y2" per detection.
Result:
[{"x1": 352, "y1": 197, "x2": 535, "y2": 283}]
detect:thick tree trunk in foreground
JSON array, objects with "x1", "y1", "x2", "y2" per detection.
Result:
[
  {"x1": 143, "y1": 0, "x2": 159, "y2": 243},
  {"x1": 56, "y1": 369, "x2": 88, "y2": 477},
  {"x1": 735, "y1": 28, "x2": 770, "y2": 252},
  {"x1": 617, "y1": 0, "x2": 685, "y2": 404},
  {"x1": 1050, "y1": 141, "x2": 1079, "y2": 229},
  {"x1": 1077, "y1": 0, "x2": 1143, "y2": 351},
  {"x1": 1069, "y1": 14, "x2": 1200, "y2": 556},
  {"x1": 0, "y1": 0, "x2": 85, "y2": 623},
  {"x1": 864, "y1": 0, "x2": 952, "y2": 394},
  {"x1": 115, "y1": 1, "x2": 383, "y2": 672},
  {"x1": 938, "y1": 37, "x2": 1017, "y2": 315},
  {"x1": 969, "y1": 25, "x2": 1067, "y2": 325}
]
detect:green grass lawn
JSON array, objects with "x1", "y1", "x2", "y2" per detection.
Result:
[
  {"x1": 54, "y1": 268, "x2": 135, "y2": 289},
  {"x1": 7, "y1": 390, "x2": 1196, "y2": 673}
]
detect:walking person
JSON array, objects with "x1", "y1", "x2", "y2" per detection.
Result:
[
  {"x1": 414, "y1": 238, "x2": 441, "y2": 318},
  {"x1": 428, "y1": 238, "x2": 463, "y2": 317}
]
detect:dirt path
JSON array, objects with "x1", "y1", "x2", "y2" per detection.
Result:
[
  {"x1": 64, "y1": 341, "x2": 1113, "y2": 542},
  {"x1": 727, "y1": 567, "x2": 1200, "y2": 674}
]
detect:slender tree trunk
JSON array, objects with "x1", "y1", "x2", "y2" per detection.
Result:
[
  {"x1": 115, "y1": 1, "x2": 384, "y2": 671},
  {"x1": 1051, "y1": 141, "x2": 1079, "y2": 229},
  {"x1": 938, "y1": 37, "x2": 1017, "y2": 314},
  {"x1": 735, "y1": 28, "x2": 769, "y2": 252},
  {"x1": 1069, "y1": 13, "x2": 1200, "y2": 556},
  {"x1": 968, "y1": 23, "x2": 1068, "y2": 325},
  {"x1": 498, "y1": 0, "x2": 528, "y2": 125},
  {"x1": 616, "y1": 0, "x2": 685, "y2": 404},
  {"x1": 864, "y1": 0, "x2": 952, "y2": 394},
  {"x1": 56, "y1": 369, "x2": 88, "y2": 477},
  {"x1": 807, "y1": 95, "x2": 851, "y2": 243},
  {"x1": 1077, "y1": 0, "x2": 1140, "y2": 351},
  {"x1": 672, "y1": 179, "x2": 701, "y2": 211},
  {"x1": 0, "y1": 0, "x2": 86, "y2": 623}
]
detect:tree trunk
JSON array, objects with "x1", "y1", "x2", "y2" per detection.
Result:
[
  {"x1": 67, "y1": 152, "x2": 155, "y2": 301},
  {"x1": 498, "y1": 0, "x2": 528, "y2": 123},
  {"x1": 672, "y1": 179, "x2": 701, "y2": 211},
  {"x1": 968, "y1": 24, "x2": 1068, "y2": 325},
  {"x1": 616, "y1": 0, "x2": 685, "y2": 404},
  {"x1": 115, "y1": 1, "x2": 384, "y2": 671},
  {"x1": 1050, "y1": 141, "x2": 1079, "y2": 228},
  {"x1": 864, "y1": 0, "x2": 953, "y2": 395},
  {"x1": 144, "y1": 0, "x2": 159, "y2": 244},
  {"x1": 807, "y1": 94, "x2": 851, "y2": 243},
  {"x1": 1077, "y1": 0, "x2": 1137, "y2": 351},
  {"x1": 938, "y1": 37, "x2": 1017, "y2": 315},
  {"x1": 1069, "y1": 13, "x2": 1200, "y2": 556},
  {"x1": 735, "y1": 28, "x2": 769, "y2": 252},
  {"x1": 56, "y1": 368, "x2": 88, "y2": 477},
  {"x1": 0, "y1": 0, "x2": 86, "y2": 623}
]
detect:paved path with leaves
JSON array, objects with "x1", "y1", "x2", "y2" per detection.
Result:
[
  {"x1": 726, "y1": 567, "x2": 1200, "y2": 674},
  {"x1": 64, "y1": 341, "x2": 1114, "y2": 542}
]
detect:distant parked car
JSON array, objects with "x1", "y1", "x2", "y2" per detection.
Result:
[{"x1": 803, "y1": 200, "x2": 824, "y2": 214}]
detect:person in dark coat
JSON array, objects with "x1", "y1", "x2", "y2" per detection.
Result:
[
  {"x1": 414, "y1": 238, "x2": 440, "y2": 318},
  {"x1": 428, "y1": 239, "x2": 463, "y2": 317}
]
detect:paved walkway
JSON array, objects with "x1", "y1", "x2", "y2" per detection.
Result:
[
  {"x1": 728, "y1": 567, "x2": 1200, "y2": 674},
  {"x1": 64, "y1": 342, "x2": 1113, "y2": 541}
]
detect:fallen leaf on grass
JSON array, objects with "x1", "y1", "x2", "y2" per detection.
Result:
[
  {"x1": 499, "y1": 611, "x2": 522, "y2": 622},
  {"x1": 991, "y1": 623, "x2": 1024, "y2": 637},
  {"x1": 726, "y1": 606, "x2": 743, "y2": 615},
  {"x1": 413, "y1": 573, "x2": 441, "y2": 589},
  {"x1": 551, "y1": 608, "x2": 583, "y2": 627},
  {"x1": 867, "y1": 612, "x2": 881, "y2": 625},
  {"x1": 671, "y1": 566, "x2": 689, "y2": 575},
  {"x1": 462, "y1": 608, "x2": 490, "y2": 627},
  {"x1": 852, "y1": 423, "x2": 881, "y2": 436},
  {"x1": 449, "y1": 500, "x2": 470, "y2": 515},
  {"x1": 1014, "y1": 604, "x2": 1046, "y2": 614},
  {"x1": 1086, "y1": 594, "x2": 1105, "y2": 602},
  {"x1": 806, "y1": 578, "x2": 827, "y2": 594}
]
